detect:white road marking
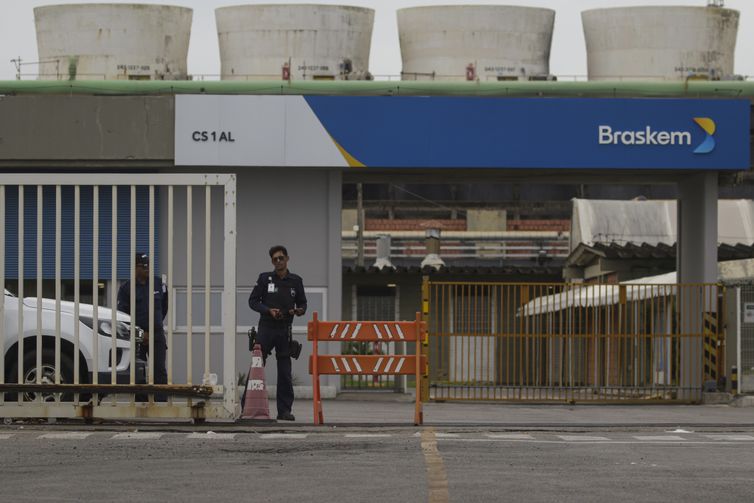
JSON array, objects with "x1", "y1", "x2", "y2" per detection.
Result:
[
  {"x1": 259, "y1": 433, "x2": 308, "y2": 439},
  {"x1": 38, "y1": 432, "x2": 92, "y2": 440},
  {"x1": 558, "y1": 435, "x2": 609, "y2": 441},
  {"x1": 634, "y1": 435, "x2": 686, "y2": 441},
  {"x1": 345, "y1": 434, "x2": 392, "y2": 438},
  {"x1": 704, "y1": 434, "x2": 754, "y2": 441},
  {"x1": 112, "y1": 432, "x2": 164, "y2": 440},
  {"x1": 434, "y1": 432, "x2": 460, "y2": 438},
  {"x1": 187, "y1": 432, "x2": 236, "y2": 440},
  {"x1": 485, "y1": 433, "x2": 533, "y2": 440},
  {"x1": 0, "y1": 434, "x2": 12, "y2": 440}
]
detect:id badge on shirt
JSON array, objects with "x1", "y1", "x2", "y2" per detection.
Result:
[{"x1": 267, "y1": 283, "x2": 276, "y2": 293}]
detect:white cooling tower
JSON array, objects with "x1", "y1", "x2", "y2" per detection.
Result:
[
  {"x1": 582, "y1": 6, "x2": 739, "y2": 81},
  {"x1": 397, "y1": 5, "x2": 555, "y2": 81},
  {"x1": 216, "y1": 4, "x2": 374, "y2": 81},
  {"x1": 34, "y1": 4, "x2": 193, "y2": 81}
]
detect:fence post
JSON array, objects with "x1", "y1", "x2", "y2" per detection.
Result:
[{"x1": 421, "y1": 275, "x2": 430, "y2": 402}]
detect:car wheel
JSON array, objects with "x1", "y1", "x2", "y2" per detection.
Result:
[{"x1": 7, "y1": 348, "x2": 76, "y2": 402}]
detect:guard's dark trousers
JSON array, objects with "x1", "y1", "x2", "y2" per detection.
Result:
[{"x1": 256, "y1": 324, "x2": 293, "y2": 415}]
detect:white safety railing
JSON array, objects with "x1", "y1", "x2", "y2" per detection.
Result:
[{"x1": 0, "y1": 174, "x2": 237, "y2": 421}]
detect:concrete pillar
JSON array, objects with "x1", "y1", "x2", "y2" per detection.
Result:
[
  {"x1": 677, "y1": 171, "x2": 718, "y2": 400},
  {"x1": 677, "y1": 172, "x2": 717, "y2": 284}
]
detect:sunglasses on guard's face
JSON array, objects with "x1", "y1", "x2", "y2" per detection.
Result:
[{"x1": 272, "y1": 255, "x2": 287, "y2": 263}]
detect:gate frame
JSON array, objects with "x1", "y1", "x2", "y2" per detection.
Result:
[
  {"x1": 0, "y1": 173, "x2": 237, "y2": 421},
  {"x1": 422, "y1": 277, "x2": 725, "y2": 404}
]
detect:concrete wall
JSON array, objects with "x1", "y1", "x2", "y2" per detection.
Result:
[{"x1": 0, "y1": 95, "x2": 174, "y2": 162}]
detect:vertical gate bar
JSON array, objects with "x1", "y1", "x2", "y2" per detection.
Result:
[
  {"x1": 204, "y1": 185, "x2": 211, "y2": 380},
  {"x1": 0, "y1": 186, "x2": 4, "y2": 399},
  {"x1": 17, "y1": 186, "x2": 23, "y2": 401},
  {"x1": 36, "y1": 185, "x2": 42, "y2": 386},
  {"x1": 55, "y1": 185, "x2": 61, "y2": 385},
  {"x1": 167, "y1": 186, "x2": 174, "y2": 386},
  {"x1": 92, "y1": 186, "x2": 99, "y2": 387},
  {"x1": 111, "y1": 186, "x2": 118, "y2": 386},
  {"x1": 223, "y1": 175, "x2": 237, "y2": 417},
  {"x1": 148, "y1": 186, "x2": 155, "y2": 388},
  {"x1": 186, "y1": 186, "x2": 193, "y2": 385},
  {"x1": 130, "y1": 186, "x2": 136, "y2": 387},
  {"x1": 17, "y1": 186, "x2": 24, "y2": 400},
  {"x1": 472, "y1": 283, "x2": 477, "y2": 399},
  {"x1": 74, "y1": 186, "x2": 80, "y2": 402}
]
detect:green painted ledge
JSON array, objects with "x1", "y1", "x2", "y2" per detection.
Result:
[{"x1": 1, "y1": 79, "x2": 754, "y2": 98}]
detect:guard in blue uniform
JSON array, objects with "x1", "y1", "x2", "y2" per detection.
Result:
[
  {"x1": 117, "y1": 253, "x2": 168, "y2": 390},
  {"x1": 249, "y1": 245, "x2": 307, "y2": 421}
]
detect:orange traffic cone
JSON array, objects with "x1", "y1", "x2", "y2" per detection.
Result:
[{"x1": 240, "y1": 343, "x2": 274, "y2": 422}]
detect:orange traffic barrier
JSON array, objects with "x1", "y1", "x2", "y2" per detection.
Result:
[
  {"x1": 308, "y1": 312, "x2": 427, "y2": 425},
  {"x1": 240, "y1": 343, "x2": 273, "y2": 421}
]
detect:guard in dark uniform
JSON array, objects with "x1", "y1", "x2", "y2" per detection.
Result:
[
  {"x1": 249, "y1": 245, "x2": 307, "y2": 421},
  {"x1": 117, "y1": 252, "x2": 169, "y2": 391}
]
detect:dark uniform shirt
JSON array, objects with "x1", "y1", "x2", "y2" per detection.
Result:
[
  {"x1": 249, "y1": 271, "x2": 307, "y2": 328},
  {"x1": 117, "y1": 278, "x2": 168, "y2": 336}
]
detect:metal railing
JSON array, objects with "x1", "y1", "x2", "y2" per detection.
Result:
[
  {"x1": 423, "y1": 280, "x2": 724, "y2": 403},
  {"x1": 342, "y1": 232, "x2": 569, "y2": 263},
  {"x1": 0, "y1": 174, "x2": 237, "y2": 421}
]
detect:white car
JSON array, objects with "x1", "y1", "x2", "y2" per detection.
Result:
[{"x1": 2, "y1": 289, "x2": 146, "y2": 400}]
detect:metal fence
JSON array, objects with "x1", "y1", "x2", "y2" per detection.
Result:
[
  {"x1": 0, "y1": 174, "x2": 237, "y2": 421},
  {"x1": 423, "y1": 280, "x2": 724, "y2": 403}
]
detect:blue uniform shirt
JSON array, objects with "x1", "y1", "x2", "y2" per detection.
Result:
[
  {"x1": 249, "y1": 271, "x2": 307, "y2": 328},
  {"x1": 117, "y1": 277, "x2": 168, "y2": 336}
]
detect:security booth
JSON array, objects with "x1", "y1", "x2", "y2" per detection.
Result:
[{"x1": 0, "y1": 80, "x2": 751, "y2": 419}]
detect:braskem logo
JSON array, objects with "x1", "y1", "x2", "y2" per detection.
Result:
[
  {"x1": 692, "y1": 117, "x2": 716, "y2": 154},
  {"x1": 597, "y1": 117, "x2": 716, "y2": 154}
]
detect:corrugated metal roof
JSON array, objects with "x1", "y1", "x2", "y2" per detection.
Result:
[
  {"x1": 571, "y1": 199, "x2": 754, "y2": 249},
  {"x1": 566, "y1": 241, "x2": 754, "y2": 268}
]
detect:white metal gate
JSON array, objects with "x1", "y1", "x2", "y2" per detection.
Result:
[{"x1": 0, "y1": 174, "x2": 237, "y2": 421}]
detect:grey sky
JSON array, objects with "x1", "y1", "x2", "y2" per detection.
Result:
[{"x1": 1, "y1": 0, "x2": 752, "y2": 80}]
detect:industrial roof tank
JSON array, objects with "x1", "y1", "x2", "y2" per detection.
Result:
[
  {"x1": 34, "y1": 4, "x2": 193, "y2": 81},
  {"x1": 397, "y1": 5, "x2": 555, "y2": 81},
  {"x1": 582, "y1": 5, "x2": 739, "y2": 81},
  {"x1": 216, "y1": 4, "x2": 374, "y2": 80}
]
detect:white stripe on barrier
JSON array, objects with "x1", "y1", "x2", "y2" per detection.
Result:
[
  {"x1": 374, "y1": 325, "x2": 383, "y2": 339},
  {"x1": 384, "y1": 324, "x2": 393, "y2": 339},
  {"x1": 384, "y1": 357, "x2": 395, "y2": 373},
  {"x1": 352, "y1": 358, "x2": 363, "y2": 373},
  {"x1": 342, "y1": 358, "x2": 352, "y2": 373},
  {"x1": 352, "y1": 323, "x2": 362, "y2": 339},
  {"x1": 247, "y1": 379, "x2": 265, "y2": 391},
  {"x1": 330, "y1": 324, "x2": 339, "y2": 338},
  {"x1": 331, "y1": 357, "x2": 341, "y2": 373},
  {"x1": 394, "y1": 357, "x2": 406, "y2": 374},
  {"x1": 340, "y1": 325, "x2": 350, "y2": 339},
  {"x1": 395, "y1": 325, "x2": 405, "y2": 340},
  {"x1": 373, "y1": 357, "x2": 384, "y2": 373}
]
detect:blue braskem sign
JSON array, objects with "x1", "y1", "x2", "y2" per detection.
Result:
[{"x1": 304, "y1": 96, "x2": 750, "y2": 170}]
